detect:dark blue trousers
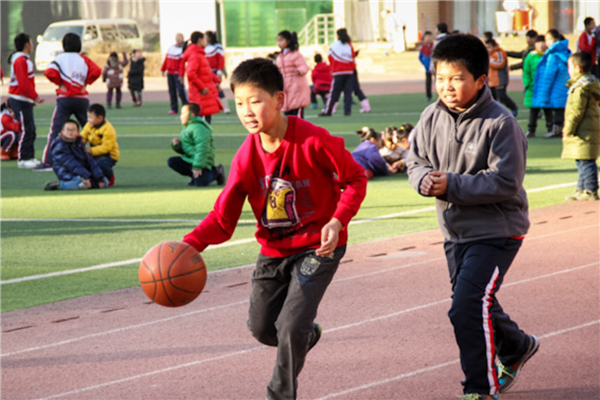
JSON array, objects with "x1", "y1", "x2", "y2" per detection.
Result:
[
  {"x1": 444, "y1": 238, "x2": 529, "y2": 396},
  {"x1": 167, "y1": 74, "x2": 188, "y2": 112},
  {"x1": 8, "y1": 98, "x2": 36, "y2": 160},
  {"x1": 167, "y1": 156, "x2": 216, "y2": 187},
  {"x1": 94, "y1": 154, "x2": 116, "y2": 179},
  {"x1": 42, "y1": 97, "x2": 89, "y2": 165},
  {"x1": 324, "y1": 74, "x2": 353, "y2": 115}
]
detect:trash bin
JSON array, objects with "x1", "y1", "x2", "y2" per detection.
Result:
[{"x1": 513, "y1": 9, "x2": 529, "y2": 30}]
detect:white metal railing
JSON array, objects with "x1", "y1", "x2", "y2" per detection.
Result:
[{"x1": 298, "y1": 14, "x2": 340, "y2": 47}]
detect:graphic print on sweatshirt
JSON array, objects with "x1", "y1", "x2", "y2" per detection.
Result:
[{"x1": 260, "y1": 177, "x2": 300, "y2": 229}]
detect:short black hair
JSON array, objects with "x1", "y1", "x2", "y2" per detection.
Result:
[
  {"x1": 485, "y1": 38, "x2": 498, "y2": 47},
  {"x1": 437, "y1": 23, "x2": 448, "y2": 33},
  {"x1": 535, "y1": 35, "x2": 545, "y2": 43},
  {"x1": 184, "y1": 102, "x2": 200, "y2": 116},
  {"x1": 423, "y1": 30, "x2": 432, "y2": 37},
  {"x1": 432, "y1": 33, "x2": 489, "y2": 80},
  {"x1": 570, "y1": 51, "x2": 593, "y2": 73},
  {"x1": 230, "y1": 58, "x2": 284, "y2": 95},
  {"x1": 526, "y1": 29, "x2": 538, "y2": 38},
  {"x1": 583, "y1": 17, "x2": 595, "y2": 27},
  {"x1": 62, "y1": 119, "x2": 79, "y2": 130},
  {"x1": 483, "y1": 31, "x2": 494, "y2": 41},
  {"x1": 314, "y1": 53, "x2": 323, "y2": 63},
  {"x1": 190, "y1": 31, "x2": 204, "y2": 45},
  {"x1": 14, "y1": 33, "x2": 31, "y2": 52},
  {"x1": 63, "y1": 33, "x2": 82, "y2": 52},
  {"x1": 88, "y1": 103, "x2": 106, "y2": 117}
]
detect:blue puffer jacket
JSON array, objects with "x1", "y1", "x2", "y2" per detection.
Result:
[
  {"x1": 532, "y1": 39, "x2": 571, "y2": 109},
  {"x1": 51, "y1": 136, "x2": 104, "y2": 182},
  {"x1": 352, "y1": 140, "x2": 389, "y2": 176}
]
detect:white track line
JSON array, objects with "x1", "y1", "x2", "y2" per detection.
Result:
[{"x1": 314, "y1": 319, "x2": 600, "y2": 400}]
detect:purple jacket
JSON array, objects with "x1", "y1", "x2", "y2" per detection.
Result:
[{"x1": 352, "y1": 141, "x2": 389, "y2": 176}]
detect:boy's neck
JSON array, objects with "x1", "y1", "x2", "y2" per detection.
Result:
[{"x1": 259, "y1": 115, "x2": 289, "y2": 153}]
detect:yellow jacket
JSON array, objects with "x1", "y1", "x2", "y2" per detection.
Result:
[{"x1": 81, "y1": 119, "x2": 120, "y2": 161}]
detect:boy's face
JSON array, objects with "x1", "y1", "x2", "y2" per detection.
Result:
[
  {"x1": 234, "y1": 84, "x2": 284, "y2": 135},
  {"x1": 398, "y1": 137, "x2": 410, "y2": 150},
  {"x1": 586, "y1": 20, "x2": 596, "y2": 33},
  {"x1": 435, "y1": 61, "x2": 486, "y2": 112},
  {"x1": 423, "y1": 34, "x2": 433, "y2": 44},
  {"x1": 180, "y1": 106, "x2": 191, "y2": 125},
  {"x1": 568, "y1": 58, "x2": 582, "y2": 77},
  {"x1": 526, "y1": 35, "x2": 537, "y2": 46},
  {"x1": 61, "y1": 122, "x2": 80, "y2": 140},
  {"x1": 534, "y1": 40, "x2": 547, "y2": 54},
  {"x1": 87, "y1": 111, "x2": 103, "y2": 127}
]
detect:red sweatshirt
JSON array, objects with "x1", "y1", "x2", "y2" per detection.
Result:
[
  {"x1": 328, "y1": 41, "x2": 356, "y2": 76},
  {"x1": 8, "y1": 52, "x2": 39, "y2": 103},
  {"x1": 44, "y1": 53, "x2": 101, "y2": 98},
  {"x1": 311, "y1": 62, "x2": 333, "y2": 92},
  {"x1": 205, "y1": 43, "x2": 225, "y2": 73},
  {"x1": 161, "y1": 44, "x2": 185, "y2": 75},
  {"x1": 1, "y1": 111, "x2": 20, "y2": 135},
  {"x1": 184, "y1": 116, "x2": 367, "y2": 257},
  {"x1": 578, "y1": 31, "x2": 597, "y2": 64}
]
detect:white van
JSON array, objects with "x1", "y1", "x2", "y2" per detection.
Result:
[{"x1": 35, "y1": 19, "x2": 143, "y2": 70}]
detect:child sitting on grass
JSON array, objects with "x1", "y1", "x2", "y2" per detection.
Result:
[
  {"x1": 352, "y1": 126, "x2": 396, "y2": 179},
  {"x1": 44, "y1": 120, "x2": 108, "y2": 191},
  {"x1": 81, "y1": 103, "x2": 119, "y2": 186},
  {"x1": 379, "y1": 123, "x2": 413, "y2": 172},
  {"x1": 168, "y1": 102, "x2": 225, "y2": 187},
  {"x1": 0, "y1": 102, "x2": 20, "y2": 161}
]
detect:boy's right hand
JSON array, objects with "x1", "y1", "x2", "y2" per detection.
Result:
[
  {"x1": 172, "y1": 138, "x2": 180, "y2": 146},
  {"x1": 83, "y1": 179, "x2": 92, "y2": 189}
]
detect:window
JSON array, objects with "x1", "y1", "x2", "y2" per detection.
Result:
[
  {"x1": 84, "y1": 25, "x2": 98, "y2": 40},
  {"x1": 42, "y1": 26, "x2": 84, "y2": 41},
  {"x1": 118, "y1": 24, "x2": 140, "y2": 39},
  {"x1": 99, "y1": 24, "x2": 119, "y2": 42}
]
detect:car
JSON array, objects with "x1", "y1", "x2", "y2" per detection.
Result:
[{"x1": 35, "y1": 18, "x2": 143, "y2": 71}]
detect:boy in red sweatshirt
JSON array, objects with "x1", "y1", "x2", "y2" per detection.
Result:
[
  {"x1": 310, "y1": 53, "x2": 332, "y2": 109},
  {"x1": 8, "y1": 33, "x2": 45, "y2": 169},
  {"x1": 37, "y1": 33, "x2": 101, "y2": 170},
  {"x1": 183, "y1": 58, "x2": 367, "y2": 400}
]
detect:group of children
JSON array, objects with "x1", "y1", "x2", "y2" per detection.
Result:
[{"x1": 351, "y1": 124, "x2": 412, "y2": 179}]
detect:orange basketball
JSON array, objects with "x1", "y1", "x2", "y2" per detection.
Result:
[{"x1": 139, "y1": 241, "x2": 207, "y2": 307}]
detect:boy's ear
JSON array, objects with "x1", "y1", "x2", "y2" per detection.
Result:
[
  {"x1": 476, "y1": 74, "x2": 487, "y2": 91},
  {"x1": 276, "y1": 91, "x2": 285, "y2": 111}
]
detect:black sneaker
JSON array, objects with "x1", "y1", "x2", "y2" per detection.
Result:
[
  {"x1": 497, "y1": 334, "x2": 540, "y2": 393},
  {"x1": 44, "y1": 181, "x2": 59, "y2": 191},
  {"x1": 307, "y1": 322, "x2": 322, "y2": 352},
  {"x1": 33, "y1": 163, "x2": 53, "y2": 172},
  {"x1": 317, "y1": 112, "x2": 331, "y2": 117},
  {"x1": 525, "y1": 131, "x2": 535, "y2": 138},
  {"x1": 215, "y1": 164, "x2": 225, "y2": 185}
]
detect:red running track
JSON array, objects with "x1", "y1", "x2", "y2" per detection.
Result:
[{"x1": 1, "y1": 200, "x2": 599, "y2": 400}]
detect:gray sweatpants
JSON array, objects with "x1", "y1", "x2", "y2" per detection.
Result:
[{"x1": 248, "y1": 245, "x2": 346, "y2": 400}]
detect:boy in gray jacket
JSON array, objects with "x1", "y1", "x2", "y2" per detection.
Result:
[{"x1": 407, "y1": 34, "x2": 539, "y2": 400}]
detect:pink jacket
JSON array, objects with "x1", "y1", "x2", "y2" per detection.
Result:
[{"x1": 276, "y1": 50, "x2": 311, "y2": 111}]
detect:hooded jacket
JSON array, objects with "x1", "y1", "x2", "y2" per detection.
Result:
[
  {"x1": 532, "y1": 39, "x2": 571, "y2": 109},
  {"x1": 488, "y1": 45, "x2": 509, "y2": 87},
  {"x1": 171, "y1": 115, "x2": 215, "y2": 170},
  {"x1": 407, "y1": 86, "x2": 530, "y2": 243},
  {"x1": 522, "y1": 50, "x2": 544, "y2": 108},
  {"x1": 276, "y1": 49, "x2": 311, "y2": 111},
  {"x1": 182, "y1": 44, "x2": 221, "y2": 116},
  {"x1": 51, "y1": 135, "x2": 104, "y2": 182},
  {"x1": 561, "y1": 74, "x2": 600, "y2": 160}
]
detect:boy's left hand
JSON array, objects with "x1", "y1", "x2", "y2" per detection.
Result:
[
  {"x1": 192, "y1": 169, "x2": 202, "y2": 178},
  {"x1": 316, "y1": 218, "x2": 343, "y2": 257},
  {"x1": 420, "y1": 171, "x2": 447, "y2": 196}
]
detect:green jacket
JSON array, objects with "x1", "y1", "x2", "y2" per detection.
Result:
[
  {"x1": 522, "y1": 51, "x2": 544, "y2": 108},
  {"x1": 172, "y1": 116, "x2": 215, "y2": 169},
  {"x1": 561, "y1": 74, "x2": 600, "y2": 160}
]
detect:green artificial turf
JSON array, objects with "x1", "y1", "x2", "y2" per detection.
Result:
[{"x1": 0, "y1": 92, "x2": 578, "y2": 311}]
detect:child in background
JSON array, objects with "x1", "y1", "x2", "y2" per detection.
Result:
[
  {"x1": 352, "y1": 126, "x2": 394, "y2": 179},
  {"x1": 205, "y1": 31, "x2": 231, "y2": 114},
  {"x1": 168, "y1": 102, "x2": 225, "y2": 187},
  {"x1": 562, "y1": 51, "x2": 600, "y2": 201},
  {"x1": 0, "y1": 102, "x2": 20, "y2": 161},
  {"x1": 128, "y1": 49, "x2": 145, "y2": 107},
  {"x1": 407, "y1": 34, "x2": 537, "y2": 400},
  {"x1": 276, "y1": 30, "x2": 311, "y2": 118},
  {"x1": 419, "y1": 31, "x2": 434, "y2": 101},
  {"x1": 40, "y1": 32, "x2": 101, "y2": 170},
  {"x1": 380, "y1": 124, "x2": 413, "y2": 172},
  {"x1": 80, "y1": 103, "x2": 119, "y2": 186},
  {"x1": 486, "y1": 38, "x2": 519, "y2": 117},
  {"x1": 182, "y1": 58, "x2": 366, "y2": 400},
  {"x1": 44, "y1": 120, "x2": 108, "y2": 191},
  {"x1": 102, "y1": 51, "x2": 128, "y2": 109},
  {"x1": 523, "y1": 36, "x2": 552, "y2": 138},
  {"x1": 310, "y1": 54, "x2": 332, "y2": 110}
]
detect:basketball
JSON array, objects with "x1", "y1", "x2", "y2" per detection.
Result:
[{"x1": 139, "y1": 241, "x2": 207, "y2": 307}]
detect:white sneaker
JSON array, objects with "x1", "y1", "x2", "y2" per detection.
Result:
[{"x1": 18, "y1": 159, "x2": 41, "y2": 169}]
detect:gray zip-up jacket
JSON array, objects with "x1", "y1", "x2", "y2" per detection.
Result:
[{"x1": 407, "y1": 86, "x2": 530, "y2": 243}]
